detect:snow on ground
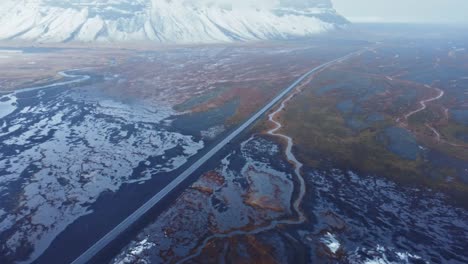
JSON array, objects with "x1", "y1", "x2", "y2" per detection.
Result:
[
  {"x1": 0, "y1": 0, "x2": 345, "y2": 43},
  {"x1": 308, "y1": 169, "x2": 468, "y2": 263},
  {"x1": 349, "y1": 245, "x2": 426, "y2": 264},
  {"x1": 0, "y1": 95, "x2": 18, "y2": 119},
  {"x1": 200, "y1": 125, "x2": 225, "y2": 140},
  {"x1": 321, "y1": 232, "x2": 341, "y2": 254},
  {"x1": 0, "y1": 86, "x2": 204, "y2": 262}
]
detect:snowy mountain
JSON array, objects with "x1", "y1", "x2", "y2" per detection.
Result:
[{"x1": 0, "y1": 0, "x2": 348, "y2": 43}]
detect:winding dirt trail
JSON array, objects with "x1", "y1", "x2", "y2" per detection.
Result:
[
  {"x1": 266, "y1": 89, "x2": 307, "y2": 223},
  {"x1": 404, "y1": 85, "x2": 444, "y2": 121},
  {"x1": 398, "y1": 84, "x2": 448, "y2": 143},
  {"x1": 425, "y1": 124, "x2": 441, "y2": 142},
  {"x1": 398, "y1": 84, "x2": 466, "y2": 147}
]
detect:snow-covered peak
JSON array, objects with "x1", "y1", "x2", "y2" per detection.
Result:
[{"x1": 0, "y1": 0, "x2": 348, "y2": 44}]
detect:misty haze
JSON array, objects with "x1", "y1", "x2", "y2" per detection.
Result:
[{"x1": 0, "y1": 1, "x2": 467, "y2": 264}]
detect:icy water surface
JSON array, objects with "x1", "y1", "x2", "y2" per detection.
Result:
[{"x1": 0, "y1": 76, "x2": 204, "y2": 263}]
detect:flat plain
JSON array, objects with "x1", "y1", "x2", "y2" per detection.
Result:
[{"x1": 0, "y1": 25, "x2": 467, "y2": 264}]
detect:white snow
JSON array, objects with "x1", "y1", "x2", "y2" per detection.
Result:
[
  {"x1": 114, "y1": 238, "x2": 156, "y2": 264},
  {"x1": 0, "y1": 91, "x2": 205, "y2": 263},
  {"x1": 0, "y1": 0, "x2": 345, "y2": 43},
  {"x1": 350, "y1": 245, "x2": 428, "y2": 264},
  {"x1": 321, "y1": 232, "x2": 341, "y2": 254},
  {"x1": 201, "y1": 125, "x2": 225, "y2": 140},
  {"x1": 76, "y1": 16, "x2": 104, "y2": 41},
  {"x1": 0, "y1": 95, "x2": 18, "y2": 119}
]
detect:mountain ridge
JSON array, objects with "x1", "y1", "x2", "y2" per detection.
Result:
[{"x1": 0, "y1": 0, "x2": 348, "y2": 44}]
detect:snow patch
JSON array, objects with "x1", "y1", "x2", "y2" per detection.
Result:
[
  {"x1": 201, "y1": 125, "x2": 225, "y2": 140},
  {"x1": 0, "y1": 95, "x2": 18, "y2": 119},
  {"x1": 321, "y1": 232, "x2": 340, "y2": 254},
  {"x1": 349, "y1": 245, "x2": 428, "y2": 264}
]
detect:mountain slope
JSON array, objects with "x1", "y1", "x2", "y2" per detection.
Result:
[{"x1": 0, "y1": 0, "x2": 348, "y2": 43}]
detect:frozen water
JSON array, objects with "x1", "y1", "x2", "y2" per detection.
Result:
[{"x1": 0, "y1": 84, "x2": 204, "y2": 262}]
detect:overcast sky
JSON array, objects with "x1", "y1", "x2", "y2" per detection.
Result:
[{"x1": 333, "y1": 0, "x2": 468, "y2": 24}]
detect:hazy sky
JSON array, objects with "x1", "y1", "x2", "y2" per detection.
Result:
[{"x1": 333, "y1": 0, "x2": 468, "y2": 24}]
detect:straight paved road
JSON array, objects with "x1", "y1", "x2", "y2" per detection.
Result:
[{"x1": 71, "y1": 50, "x2": 361, "y2": 264}]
